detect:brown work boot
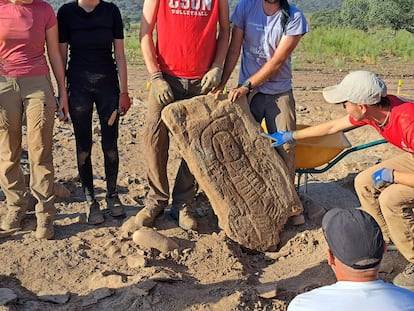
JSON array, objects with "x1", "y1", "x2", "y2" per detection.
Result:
[
  {"x1": 120, "y1": 216, "x2": 141, "y2": 236},
  {"x1": 86, "y1": 200, "x2": 105, "y2": 225},
  {"x1": 170, "y1": 203, "x2": 197, "y2": 231},
  {"x1": 35, "y1": 213, "x2": 55, "y2": 239},
  {"x1": 289, "y1": 213, "x2": 305, "y2": 226},
  {"x1": 134, "y1": 202, "x2": 166, "y2": 228},
  {"x1": 393, "y1": 262, "x2": 414, "y2": 290},
  {"x1": 1, "y1": 207, "x2": 27, "y2": 231},
  {"x1": 106, "y1": 194, "x2": 125, "y2": 217}
]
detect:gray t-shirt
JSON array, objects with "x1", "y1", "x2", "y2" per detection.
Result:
[{"x1": 231, "y1": 0, "x2": 308, "y2": 94}]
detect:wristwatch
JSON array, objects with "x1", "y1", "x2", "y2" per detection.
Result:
[{"x1": 242, "y1": 80, "x2": 252, "y2": 91}]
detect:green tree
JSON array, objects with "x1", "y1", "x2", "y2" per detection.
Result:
[
  {"x1": 341, "y1": 0, "x2": 370, "y2": 31},
  {"x1": 310, "y1": 9, "x2": 342, "y2": 28},
  {"x1": 290, "y1": 0, "x2": 343, "y2": 12},
  {"x1": 368, "y1": 0, "x2": 414, "y2": 34},
  {"x1": 123, "y1": 14, "x2": 131, "y2": 32}
]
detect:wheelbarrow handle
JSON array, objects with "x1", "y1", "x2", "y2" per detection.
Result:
[{"x1": 296, "y1": 138, "x2": 387, "y2": 175}]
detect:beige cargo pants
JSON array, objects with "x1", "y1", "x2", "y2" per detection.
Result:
[
  {"x1": 0, "y1": 75, "x2": 56, "y2": 219},
  {"x1": 355, "y1": 152, "x2": 414, "y2": 262},
  {"x1": 144, "y1": 74, "x2": 200, "y2": 209}
]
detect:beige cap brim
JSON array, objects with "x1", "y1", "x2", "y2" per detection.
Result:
[{"x1": 322, "y1": 85, "x2": 348, "y2": 104}]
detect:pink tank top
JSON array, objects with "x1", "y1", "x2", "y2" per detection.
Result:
[{"x1": 156, "y1": 0, "x2": 219, "y2": 79}]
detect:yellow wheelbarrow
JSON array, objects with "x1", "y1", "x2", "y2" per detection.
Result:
[
  {"x1": 262, "y1": 122, "x2": 387, "y2": 192},
  {"x1": 294, "y1": 125, "x2": 387, "y2": 192}
]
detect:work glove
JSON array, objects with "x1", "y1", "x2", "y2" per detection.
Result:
[
  {"x1": 201, "y1": 64, "x2": 223, "y2": 94},
  {"x1": 119, "y1": 92, "x2": 131, "y2": 115},
  {"x1": 150, "y1": 72, "x2": 174, "y2": 105},
  {"x1": 261, "y1": 131, "x2": 294, "y2": 147},
  {"x1": 372, "y1": 168, "x2": 394, "y2": 189}
]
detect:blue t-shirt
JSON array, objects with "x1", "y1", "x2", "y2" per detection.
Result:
[
  {"x1": 231, "y1": 0, "x2": 308, "y2": 94},
  {"x1": 288, "y1": 280, "x2": 414, "y2": 311}
]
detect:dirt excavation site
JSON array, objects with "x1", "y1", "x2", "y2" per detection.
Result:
[{"x1": 0, "y1": 61, "x2": 413, "y2": 310}]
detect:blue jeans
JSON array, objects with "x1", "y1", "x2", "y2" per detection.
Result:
[{"x1": 67, "y1": 70, "x2": 119, "y2": 201}]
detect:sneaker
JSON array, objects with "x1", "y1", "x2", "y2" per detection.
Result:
[
  {"x1": 393, "y1": 262, "x2": 414, "y2": 290},
  {"x1": 134, "y1": 202, "x2": 166, "y2": 228},
  {"x1": 106, "y1": 194, "x2": 125, "y2": 217},
  {"x1": 35, "y1": 214, "x2": 54, "y2": 239},
  {"x1": 170, "y1": 203, "x2": 197, "y2": 231},
  {"x1": 1, "y1": 207, "x2": 27, "y2": 231},
  {"x1": 86, "y1": 200, "x2": 105, "y2": 225}
]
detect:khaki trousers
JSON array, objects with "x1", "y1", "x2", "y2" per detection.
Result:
[
  {"x1": 144, "y1": 74, "x2": 201, "y2": 208},
  {"x1": 354, "y1": 152, "x2": 414, "y2": 262},
  {"x1": 249, "y1": 90, "x2": 296, "y2": 180},
  {"x1": 0, "y1": 75, "x2": 56, "y2": 216}
]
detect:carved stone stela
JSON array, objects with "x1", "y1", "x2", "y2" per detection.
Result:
[{"x1": 161, "y1": 95, "x2": 303, "y2": 251}]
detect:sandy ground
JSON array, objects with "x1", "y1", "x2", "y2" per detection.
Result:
[{"x1": 0, "y1": 59, "x2": 413, "y2": 310}]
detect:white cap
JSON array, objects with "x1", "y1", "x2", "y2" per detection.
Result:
[{"x1": 323, "y1": 70, "x2": 387, "y2": 105}]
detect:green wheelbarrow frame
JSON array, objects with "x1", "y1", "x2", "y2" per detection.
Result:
[{"x1": 295, "y1": 138, "x2": 387, "y2": 193}]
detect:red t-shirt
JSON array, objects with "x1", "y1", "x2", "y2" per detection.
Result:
[
  {"x1": 350, "y1": 95, "x2": 414, "y2": 154},
  {"x1": 156, "y1": 0, "x2": 219, "y2": 79},
  {"x1": 0, "y1": 0, "x2": 56, "y2": 77}
]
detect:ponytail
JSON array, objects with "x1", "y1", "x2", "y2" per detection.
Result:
[{"x1": 280, "y1": 0, "x2": 291, "y2": 34}]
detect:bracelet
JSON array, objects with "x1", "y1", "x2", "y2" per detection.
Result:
[{"x1": 120, "y1": 92, "x2": 129, "y2": 95}]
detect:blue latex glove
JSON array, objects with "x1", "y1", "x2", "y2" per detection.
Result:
[
  {"x1": 372, "y1": 168, "x2": 394, "y2": 189},
  {"x1": 261, "y1": 131, "x2": 294, "y2": 147}
]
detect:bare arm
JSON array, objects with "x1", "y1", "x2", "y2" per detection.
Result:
[
  {"x1": 249, "y1": 34, "x2": 302, "y2": 88},
  {"x1": 292, "y1": 115, "x2": 356, "y2": 140},
  {"x1": 292, "y1": 115, "x2": 414, "y2": 187},
  {"x1": 394, "y1": 171, "x2": 414, "y2": 187},
  {"x1": 46, "y1": 24, "x2": 68, "y2": 120},
  {"x1": 217, "y1": 25, "x2": 243, "y2": 90},
  {"x1": 114, "y1": 39, "x2": 128, "y2": 94},
  {"x1": 114, "y1": 38, "x2": 131, "y2": 114},
  {"x1": 228, "y1": 33, "x2": 303, "y2": 102},
  {"x1": 211, "y1": 0, "x2": 230, "y2": 67},
  {"x1": 58, "y1": 42, "x2": 68, "y2": 71},
  {"x1": 139, "y1": 0, "x2": 159, "y2": 75}
]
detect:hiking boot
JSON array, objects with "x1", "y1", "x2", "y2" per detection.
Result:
[
  {"x1": 106, "y1": 194, "x2": 125, "y2": 217},
  {"x1": 170, "y1": 203, "x2": 197, "y2": 231},
  {"x1": 134, "y1": 202, "x2": 166, "y2": 228},
  {"x1": 0, "y1": 228, "x2": 19, "y2": 238},
  {"x1": 289, "y1": 213, "x2": 305, "y2": 226},
  {"x1": 120, "y1": 216, "x2": 141, "y2": 236},
  {"x1": 1, "y1": 207, "x2": 27, "y2": 231},
  {"x1": 86, "y1": 200, "x2": 105, "y2": 225},
  {"x1": 299, "y1": 193, "x2": 326, "y2": 221},
  {"x1": 393, "y1": 262, "x2": 414, "y2": 290},
  {"x1": 35, "y1": 214, "x2": 54, "y2": 239}
]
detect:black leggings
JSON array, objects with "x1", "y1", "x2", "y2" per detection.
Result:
[{"x1": 67, "y1": 70, "x2": 119, "y2": 200}]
